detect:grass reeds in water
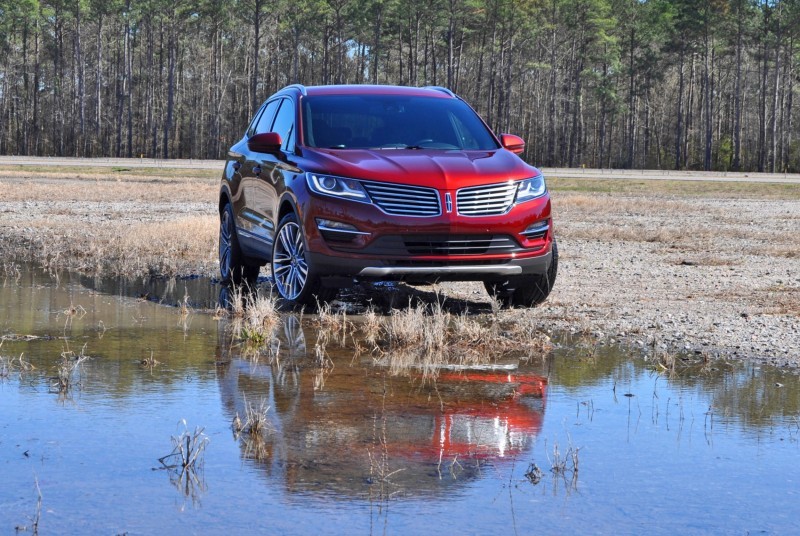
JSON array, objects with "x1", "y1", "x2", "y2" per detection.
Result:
[
  {"x1": 234, "y1": 396, "x2": 272, "y2": 437},
  {"x1": 139, "y1": 351, "x2": 161, "y2": 369},
  {"x1": 14, "y1": 477, "x2": 42, "y2": 535},
  {"x1": 180, "y1": 292, "x2": 191, "y2": 318},
  {"x1": 0, "y1": 353, "x2": 35, "y2": 379},
  {"x1": 370, "y1": 300, "x2": 552, "y2": 379},
  {"x1": 547, "y1": 437, "x2": 580, "y2": 491},
  {"x1": 221, "y1": 290, "x2": 552, "y2": 378},
  {"x1": 232, "y1": 397, "x2": 273, "y2": 461},
  {"x1": 226, "y1": 288, "x2": 280, "y2": 348},
  {"x1": 60, "y1": 303, "x2": 86, "y2": 331},
  {"x1": 158, "y1": 421, "x2": 209, "y2": 499},
  {"x1": 50, "y1": 344, "x2": 90, "y2": 394},
  {"x1": 362, "y1": 307, "x2": 383, "y2": 349}
]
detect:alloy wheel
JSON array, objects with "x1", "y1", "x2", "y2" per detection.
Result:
[{"x1": 272, "y1": 221, "x2": 309, "y2": 300}]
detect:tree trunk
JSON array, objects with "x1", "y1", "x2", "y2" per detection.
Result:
[
  {"x1": 733, "y1": 9, "x2": 743, "y2": 171},
  {"x1": 675, "y1": 44, "x2": 685, "y2": 170}
]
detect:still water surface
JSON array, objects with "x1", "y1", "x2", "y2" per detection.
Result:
[{"x1": 1, "y1": 267, "x2": 798, "y2": 534}]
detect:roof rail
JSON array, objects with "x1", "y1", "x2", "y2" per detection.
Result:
[
  {"x1": 423, "y1": 86, "x2": 456, "y2": 98},
  {"x1": 284, "y1": 84, "x2": 308, "y2": 96}
]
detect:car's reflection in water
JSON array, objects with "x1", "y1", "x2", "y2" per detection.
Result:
[{"x1": 216, "y1": 313, "x2": 548, "y2": 499}]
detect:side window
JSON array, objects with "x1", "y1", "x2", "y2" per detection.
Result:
[
  {"x1": 245, "y1": 103, "x2": 267, "y2": 137},
  {"x1": 271, "y1": 99, "x2": 296, "y2": 153},
  {"x1": 252, "y1": 99, "x2": 281, "y2": 136}
]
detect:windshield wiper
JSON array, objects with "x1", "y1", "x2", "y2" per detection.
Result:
[{"x1": 370, "y1": 144, "x2": 423, "y2": 150}]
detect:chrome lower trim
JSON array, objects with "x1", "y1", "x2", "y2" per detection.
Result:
[
  {"x1": 317, "y1": 224, "x2": 371, "y2": 236},
  {"x1": 358, "y1": 265, "x2": 523, "y2": 277},
  {"x1": 521, "y1": 223, "x2": 550, "y2": 238}
]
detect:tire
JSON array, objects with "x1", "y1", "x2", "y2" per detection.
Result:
[
  {"x1": 271, "y1": 212, "x2": 336, "y2": 307},
  {"x1": 484, "y1": 240, "x2": 558, "y2": 308},
  {"x1": 219, "y1": 203, "x2": 260, "y2": 287}
]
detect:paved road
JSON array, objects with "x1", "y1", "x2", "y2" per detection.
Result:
[{"x1": 2, "y1": 155, "x2": 800, "y2": 184}]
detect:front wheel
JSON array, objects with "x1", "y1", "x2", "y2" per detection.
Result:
[
  {"x1": 271, "y1": 213, "x2": 335, "y2": 307},
  {"x1": 484, "y1": 240, "x2": 559, "y2": 308}
]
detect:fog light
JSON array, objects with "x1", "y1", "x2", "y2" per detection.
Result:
[
  {"x1": 521, "y1": 219, "x2": 550, "y2": 240},
  {"x1": 316, "y1": 218, "x2": 370, "y2": 242},
  {"x1": 316, "y1": 219, "x2": 358, "y2": 232}
]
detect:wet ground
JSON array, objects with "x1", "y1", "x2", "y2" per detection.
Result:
[{"x1": 1, "y1": 266, "x2": 799, "y2": 534}]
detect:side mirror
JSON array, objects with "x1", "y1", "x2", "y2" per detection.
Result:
[
  {"x1": 500, "y1": 134, "x2": 525, "y2": 155},
  {"x1": 248, "y1": 132, "x2": 282, "y2": 153}
]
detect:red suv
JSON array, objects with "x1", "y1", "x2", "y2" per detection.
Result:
[{"x1": 219, "y1": 85, "x2": 557, "y2": 307}]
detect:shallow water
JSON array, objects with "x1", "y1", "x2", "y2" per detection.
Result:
[{"x1": 1, "y1": 267, "x2": 799, "y2": 534}]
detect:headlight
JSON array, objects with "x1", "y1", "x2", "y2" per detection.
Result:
[
  {"x1": 306, "y1": 172, "x2": 370, "y2": 202},
  {"x1": 515, "y1": 174, "x2": 547, "y2": 203}
]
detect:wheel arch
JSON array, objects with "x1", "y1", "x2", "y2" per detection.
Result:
[
  {"x1": 219, "y1": 187, "x2": 233, "y2": 214},
  {"x1": 277, "y1": 195, "x2": 299, "y2": 223}
]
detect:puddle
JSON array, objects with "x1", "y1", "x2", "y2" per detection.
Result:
[{"x1": 1, "y1": 266, "x2": 799, "y2": 533}]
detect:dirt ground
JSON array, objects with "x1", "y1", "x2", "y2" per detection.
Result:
[{"x1": 0, "y1": 160, "x2": 798, "y2": 366}]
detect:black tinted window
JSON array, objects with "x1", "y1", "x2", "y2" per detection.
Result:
[
  {"x1": 271, "y1": 99, "x2": 296, "y2": 152},
  {"x1": 302, "y1": 95, "x2": 499, "y2": 150},
  {"x1": 252, "y1": 99, "x2": 281, "y2": 136}
]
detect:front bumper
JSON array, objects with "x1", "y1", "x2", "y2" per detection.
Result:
[{"x1": 309, "y1": 248, "x2": 553, "y2": 282}]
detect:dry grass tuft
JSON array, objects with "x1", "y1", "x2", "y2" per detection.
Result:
[
  {"x1": 238, "y1": 397, "x2": 272, "y2": 437},
  {"x1": 548, "y1": 439, "x2": 580, "y2": 481},
  {"x1": 315, "y1": 301, "x2": 351, "y2": 336},
  {"x1": 231, "y1": 291, "x2": 281, "y2": 347},
  {"x1": 233, "y1": 397, "x2": 274, "y2": 462},
  {"x1": 159, "y1": 422, "x2": 210, "y2": 471},
  {"x1": 373, "y1": 303, "x2": 552, "y2": 379},
  {"x1": 158, "y1": 421, "x2": 209, "y2": 499},
  {"x1": 51, "y1": 344, "x2": 90, "y2": 393},
  {"x1": 361, "y1": 307, "x2": 384, "y2": 352}
]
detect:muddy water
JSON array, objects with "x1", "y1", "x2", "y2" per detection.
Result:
[{"x1": 1, "y1": 267, "x2": 799, "y2": 534}]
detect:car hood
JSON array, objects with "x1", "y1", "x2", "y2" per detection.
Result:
[{"x1": 300, "y1": 148, "x2": 538, "y2": 189}]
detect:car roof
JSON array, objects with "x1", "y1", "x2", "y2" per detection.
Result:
[{"x1": 290, "y1": 84, "x2": 456, "y2": 99}]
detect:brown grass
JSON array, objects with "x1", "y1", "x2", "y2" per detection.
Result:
[
  {"x1": 368, "y1": 303, "x2": 552, "y2": 379},
  {"x1": 549, "y1": 177, "x2": 800, "y2": 199},
  {"x1": 0, "y1": 165, "x2": 219, "y2": 278},
  {"x1": 552, "y1": 191, "x2": 799, "y2": 259},
  {"x1": 231, "y1": 291, "x2": 281, "y2": 348},
  {"x1": 2, "y1": 165, "x2": 798, "y2": 280},
  {"x1": 16, "y1": 216, "x2": 218, "y2": 277}
]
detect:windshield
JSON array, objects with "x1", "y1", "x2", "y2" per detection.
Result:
[{"x1": 301, "y1": 94, "x2": 500, "y2": 150}]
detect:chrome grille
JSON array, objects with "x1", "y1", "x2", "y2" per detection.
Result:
[
  {"x1": 404, "y1": 235, "x2": 518, "y2": 255},
  {"x1": 362, "y1": 181, "x2": 441, "y2": 216},
  {"x1": 457, "y1": 181, "x2": 517, "y2": 216}
]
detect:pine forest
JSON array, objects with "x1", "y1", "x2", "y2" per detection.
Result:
[{"x1": 1, "y1": 0, "x2": 799, "y2": 172}]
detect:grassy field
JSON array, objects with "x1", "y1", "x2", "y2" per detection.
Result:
[
  {"x1": 1, "y1": 164, "x2": 798, "y2": 279},
  {"x1": 549, "y1": 176, "x2": 800, "y2": 198},
  {"x1": 0, "y1": 165, "x2": 220, "y2": 277}
]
